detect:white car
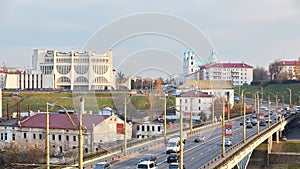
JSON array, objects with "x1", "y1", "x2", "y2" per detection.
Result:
[{"x1": 136, "y1": 161, "x2": 157, "y2": 169}]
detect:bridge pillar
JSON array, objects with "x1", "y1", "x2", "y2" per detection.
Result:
[
  {"x1": 267, "y1": 136, "x2": 272, "y2": 165},
  {"x1": 235, "y1": 151, "x2": 253, "y2": 169},
  {"x1": 276, "y1": 131, "x2": 279, "y2": 143}
]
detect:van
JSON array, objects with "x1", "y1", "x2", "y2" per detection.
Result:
[
  {"x1": 136, "y1": 161, "x2": 157, "y2": 169},
  {"x1": 173, "y1": 132, "x2": 187, "y2": 144},
  {"x1": 166, "y1": 137, "x2": 181, "y2": 154}
]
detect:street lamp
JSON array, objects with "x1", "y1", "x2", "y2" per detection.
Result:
[
  {"x1": 46, "y1": 98, "x2": 84, "y2": 169},
  {"x1": 159, "y1": 95, "x2": 167, "y2": 143},
  {"x1": 287, "y1": 88, "x2": 292, "y2": 107}
]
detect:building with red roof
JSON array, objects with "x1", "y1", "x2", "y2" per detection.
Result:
[{"x1": 0, "y1": 112, "x2": 132, "y2": 156}]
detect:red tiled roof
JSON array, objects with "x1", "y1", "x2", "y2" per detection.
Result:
[
  {"x1": 200, "y1": 62, "x2": 253, "y2": 69},
  {"x1": 179, "y1": 90, "x2": 212, "y2": 97},
  {"x1": 20, "y1": 113, "x2": 109, "y2": 130},
  {"x1": 279, "y1": 61, "x2": 296, "y2": 66}
]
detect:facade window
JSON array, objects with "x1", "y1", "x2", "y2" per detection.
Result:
[
  {"x1": 158, "y1": 126, "x2": 161, "y2": 132},
  {"x1": 39, "y1": 134, "x2": 42, "y2": 140},
  {"x1": 24, "y1": 133, "x2": 27, "y2": 139},
  {"x1": 52, "y1": 135, "x2": 55, "y2": 140},
  {"x1": 73, "y1": 136, "x2": 76, "y2": 141},
  {"x1": 137, "y1": 125, "x2": 140, "y2": 131},
  {"x1": 185, "y1": 99, "x2": 188, "y2": 103},
  {"x1": 58, "y1": 135, "x2": 62, "y2": 141},
  {"x1": 66, "y1": 135, "x2": 69, "y2": 141},
  {"x1": 12, "y1": 134, "x2": 15, "y2": 141},
  {"x1": 198, "y1": 107, "x2": 201, "y2": 110},
  {"x1": 198, "y1": 99, "x2": 201, "y2": 103},
  {"x1": 142, "y1": 126, "x2": 145, "y2": 131},
  {"x1": 1, "y1": 133, "x2": 3, "y2": 140},
  {"x1": 4, "y1": 133, "x2": 7, "y2": 140},
  {"x1": 185, "y1": 106, "x2": 188, "y2": 111},
  {"x1": 152, "y1": 126, "x2": 155, "y2": 131},
  {"x1": 147, "y1": 126, "x2": 150, "y2": 131},
  {"x1": 33, "y1": 134, "x2": 36, "y2": 139}
]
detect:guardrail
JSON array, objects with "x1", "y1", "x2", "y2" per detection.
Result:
[{"x1": 199, "y1": 114, "x2": 298, "y2": 169}]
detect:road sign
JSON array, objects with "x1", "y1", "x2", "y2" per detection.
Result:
[
  {"x1": 225, "y1": 123, "x2": 233, "y2": 136},
  {"x1": 259, "y1": 113, "x2": 264, "y2": 120},
  {"x1": 290, "y1": 104, "x2": 294, "y2": 108}
]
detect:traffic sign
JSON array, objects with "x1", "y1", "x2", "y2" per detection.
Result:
[
  {"x1": 225, "y1": 123, "x2": 233, "y2": 136},
  {"x1": 259, "y1": 113, "x2": 264, "y2": 120}
]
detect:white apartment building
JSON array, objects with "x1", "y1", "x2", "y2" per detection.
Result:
[
  {"x1": 134, "y1": 122, "x2": 163, "y2": 139},
  {"x1": 198, "y1": 62, "x2": 254, "y2": 86},
  {"x1": 4, "y1": 49, "x2": 115, "y2": 91},
  {"x1": 175, "y1": 90, "x2": 213, "y2": 121},
  {"x1": 277, "y1": 60, "x2": 297, "y2": 79}
]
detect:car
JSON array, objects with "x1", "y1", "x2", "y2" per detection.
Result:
[
  {"x1": 194, "y1": 135, "x2": 205, "y2": 142},
  {"x1": 136, "y1": 161, "x2": 157, "y2": 169},
  {"x1": 138, "y1": 154, "x2": 157, "y2": 164},
  {"x1": 259, "y1": 120, "x2": 266, "y2": 126},
  {"x1": 251, "y1": 118, "x2": 257, "y2": 125},
  {"x1": 265, "y1": 118, "x2": 272, "y2": 124},
  {"x1": 246, "y1": 122, "x2": 253, "y2": 128},
  {"x1": 169, "y1": 163, "x2": 185, "y2": 169},
  {"x1": 167, "y1": 153, "x2": 180, "y2": 163},
  {"x1": 224, "y1": 138, "x2": 232, "y2": 146},
  {"x1": 93, "y1": 162, "x2": 111, "y2": 169}
]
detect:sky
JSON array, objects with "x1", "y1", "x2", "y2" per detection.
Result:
[{"x1": 0, "y1": 0, "x2": 300, "y2": 78}]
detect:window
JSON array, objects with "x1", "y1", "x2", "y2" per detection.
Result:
[
  {"x1": 185, "y1": 106, "x2": 188, "y2": 111},
  {"x1": 58, "y1": 135, "x2": 61, "y2": 141},
  {"x1": 185, "y1": 99, "x2": 188, "y2": 103},
  {"x1": 66, "y1": 135, "x2": 69, "y2": 141},
  {"x1": 147, "y1": 126, "x2": 150, "y2": 131},
  {"x1": 152, "y1": 126, "x2": 155, "y2": 131},
  {"x1": 198, "y1": 107, "x2": 201, "y2": 110},
  {"x1": 158, "y1": 126, "x2": 161, "y2": 132},
  {"x1": 73, "y1": 136, "x2": 76, "y2": 141},
  {"x1": 137, "y1": 125, "x2": 140, "y2": 131},
  {"x1": 39, "y1": 134, "x2": 42, "y2": 140},
  {"x1": 4, "y1": 133, "x2": 7, "y2": 140},
  {"x1": 198, "y1": 99, "x2": 201, "y2": 103},
  {"x1": 1, "y1": 133, "x2": 3, "y2": 140},
  {"x1": 24, "y1": 133, "x2": 27, "y2": 139},
  {"x1": 142, "y1": 126, "x2": 145, "y2": 131},
  {"x1": 12, "y1": 134, "x2": 15, "y2": 141},
  {"x1": 33, "y1": 134, "x2": 36, "y2": 139}
]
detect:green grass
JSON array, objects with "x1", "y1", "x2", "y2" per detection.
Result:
[{"x1": 282, "y1": 142, "x2": 300, "y2": 153}]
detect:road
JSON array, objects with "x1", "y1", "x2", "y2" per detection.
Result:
[{"x1": 111, "y1": 112, "x2": 279, "y2": 169}]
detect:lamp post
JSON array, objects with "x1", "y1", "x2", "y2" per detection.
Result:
[
  {"x1": 268, "y1": 95, "x2": 271, "y2": 127},
  {"x1": 124, "y1": 97, "x2": 127, "y2": 156},
  {"x1": 47, "y1": 100, "x2": 84, "y2": 169},
  {"x1": 159, "y1": 95, "x2": 167, "y2": 142},
  {"x1": 269, "y1": 92, "x2": 279, "y2": 143},
  {"x1": 212, "y1": 96, "x2": 215, "y2": 124},
  {"x1": 256, "y1": 92, "x2": 260, "y2": 134},
  {"x1": 179, "y1": 99, "x2": 184, "y2": 169},
  {"x1": 46, "y1": 103, "x2": 51, "y2": 169},
  {"x1": 242, "y1": 91, "x2": 246, "y2": 143},
  {"x1": 287, "y1": 88, "x2": 292, "y2": 107},
  {"x1": 222, "y1": 99, "x2": 225, "y2": 157}
]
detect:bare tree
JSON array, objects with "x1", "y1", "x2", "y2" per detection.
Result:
[
  {"x1": 253, "y1": 66, "x2": 268, "y2": 81},
  {"x1": 116, "y1": 71, "x2": 127, "y2": 84},
  {"x1": 269, "y1": 60, "x2": 283, "y2": 80}
]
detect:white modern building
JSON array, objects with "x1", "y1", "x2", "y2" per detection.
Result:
[{"x1": 4, "y1": 49, "x2": 115, "y2": 91}]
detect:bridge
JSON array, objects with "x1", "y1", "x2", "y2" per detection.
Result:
[{"x1": 62, "y1": 113, "x2": 297, "y2": 169}]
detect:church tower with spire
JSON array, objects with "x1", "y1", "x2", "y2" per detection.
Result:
[{"x1": 183, "y1": 48, "x2": 197, "y2": 76}]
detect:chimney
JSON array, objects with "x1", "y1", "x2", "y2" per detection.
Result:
[
  {"x1": 27, "y1": 105, "x2": 30, "y2": 117},
  {"x1": 6, "y1": 103, "x2": 10, "y2": 120}
]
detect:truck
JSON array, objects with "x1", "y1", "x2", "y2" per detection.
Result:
[{"x1": 166, "y1": 137, "x2": 181, "y2": 154}]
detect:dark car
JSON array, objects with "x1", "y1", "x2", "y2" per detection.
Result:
[
  {"x1": 169, "y1": 163, "x2": 185, "y2": 169},
  {"x1": 139, "y1": 154, "x2": 157, "y2": 164},
  {"x1": 167, "y1": 153, "x2": 180, "y2": 163},
  {"x1": 194, "y1": 135, "x2": 205, "y2": 142}
]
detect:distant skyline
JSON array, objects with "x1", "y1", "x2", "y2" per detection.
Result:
[{"x1": 0, "y1": 0, "x2": 299, "y2": 77}]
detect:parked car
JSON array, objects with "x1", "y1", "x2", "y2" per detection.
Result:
[
  {"x1": 136, "y1": 161, "x2": 157, "y2": 169},
  {"x1": 93, "y1": 162, "x2": 111, "y2": 169},
  {"x1": 169, "y1": 163, "x2": 185, "y2": 169},
  {"x1": 224, "y1": 137, "x2": 232, "y2": 146},
  {"x1": 139, "y1": 154, "x2": 157, "y2": 164},
  {"x1": 194, "y1": 135, "x2": 205, "y2": 142},
  {"x1": 167, "y1": 153, "x2": 180, "y2": 163}
]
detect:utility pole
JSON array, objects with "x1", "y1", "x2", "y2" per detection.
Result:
[
  {"x1": 78, "y1": 98, "x2": 83, "y2": 169},
  {"x1": 287, "y1": 88, "x2": 292, "y2": 107},
  {"x1": 190, "y1": 98, "x2": 193, "y2": 134},
  {"x1": 179, "y1": 99, "x2": 183, "y2": 169},
  {"x1": 256, "y1": 92, "x2": 260, "y2": 134},
  {"x1": 243, "y1": 91, "x2": 246, "y2": 143},
  {"x1": 212, "y1": 97, "x2": 215, "y2": 124},
  {"x1": 124, "y1": 97, "x2": 127, "y2": 156},
  {"x1": 222, "y1": 100, "x2": 225, "y2": 157},
  {"x1": 46, "y1": 103, "x2": 50, "y2": 169},
  {"x1": 268, "y1": 95, "x2": 271, "y2": 127},
  {"x1": 164, "y1": 96, "x2": 167, "y2": 142}
]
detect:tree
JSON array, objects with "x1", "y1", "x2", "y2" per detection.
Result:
[
  {"x1": 116, "y1": 71, "x2": 127, "y2": 84},
  {"x1": 294, "y1": 58, "x2": 300, "y2": 80},
  {"x1": 269, "y1": 60, "x2": 282, "y2": 80},
  {"x1": 253, "y1": 66, "x2": 268, "y2": 81},
  {"x1": 154, "y1": 77, "x2": 164, "y2": 91}
]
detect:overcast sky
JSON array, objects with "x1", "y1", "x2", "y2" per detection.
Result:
[{"x1": 0, "y1": 0, "x2": 299, "y2": 78}]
